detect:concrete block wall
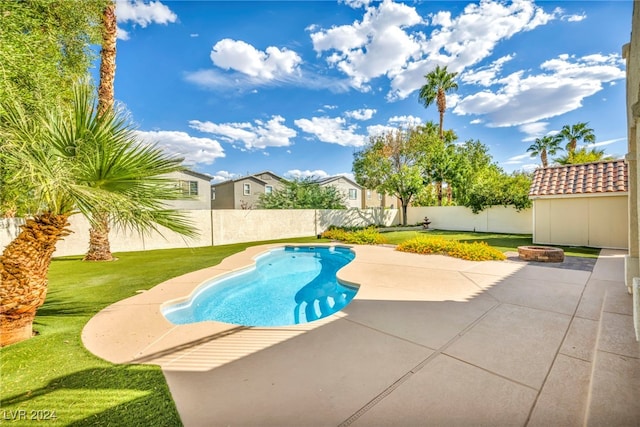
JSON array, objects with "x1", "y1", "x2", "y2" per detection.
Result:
[{"x1": 406, "y1": 206, "x2": 533, "y2": 234}]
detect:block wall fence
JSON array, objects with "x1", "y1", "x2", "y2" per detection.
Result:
[{"x1": 0, "y1": 206, "x2": 532, "y2": 257}]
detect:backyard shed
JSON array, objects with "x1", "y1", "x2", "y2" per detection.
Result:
[{"x1": 529, "y1": 160, "x2": 629, "y2": 249}]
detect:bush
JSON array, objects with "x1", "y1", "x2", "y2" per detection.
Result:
[
  {"x1": 396, "y1": 236, "x2": 506, "y2": 261},
  {"x1": 321, "y1": 226, "x2": 388, "y2": 245}
]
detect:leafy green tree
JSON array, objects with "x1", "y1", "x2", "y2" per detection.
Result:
[
  {"x1": 0, "y1": 84, "x2": 196, "y2": 346},
  {"x1": 554, "y1": 147, "x2": 613, "y2": 165},
  {"x1": 527, "y1": 135, "x2": 562, "y2": 168},
  {"x1": 258, "y1": 178, "x2": 347, "y2": 209},
  {"x1": 558, "y1": 122, "x2": 595, "y2": 154},
  {"x1": 353, "y1": 128, "x2": 425, "y2": 225},
  {"x1": 418, "y1": 65, "x2": 459, "y2": 139},
  {"x1": 464, "y1": 167, "x2": 532, "y2": 214},
  {"x1": 0, "y1": 0, "x2": 105, "y2": 216},
  {"x1": 450, "y1": 139, "x2": 493, "y2": 206}
]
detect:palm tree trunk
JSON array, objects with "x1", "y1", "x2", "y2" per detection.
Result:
[
  {"x1": 97, "y1": 1, "x2": 117, "y2": 117},
  {"x1": 568, "y1": 139, "x2": 577, "y2": 154},
  {"x1": 437, "y1": 89, "x2": 446, "y2": 139},
  {"x1": 86, "y1": 0, "x2": 117, "y2": 261},
  {"x1": 0, "y1": 213, "x2": 70, "y2": 346},
  {"x1": 83, "y1": 213, "x2": 113, "y2": 261},
  {"x1": 436, "y1": 181, "x2": 443, "y2": 206},
  {"x1": 541, "y1": 149, "x2": 548, "y2": 168}
]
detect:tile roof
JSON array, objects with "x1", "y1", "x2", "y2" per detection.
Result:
[{"x1": 529, "y1": 160, "x2": 628, "y2": 197}]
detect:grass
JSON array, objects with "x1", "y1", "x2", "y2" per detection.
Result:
[
  {"x1": 380, "y1": 229, "x2": 601, "y2": 258},
  {"x1": 0, "y1": 236, "x2": 324, "y2": 426}
]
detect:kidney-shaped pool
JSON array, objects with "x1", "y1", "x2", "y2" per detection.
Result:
[{"x1": 162, "y1": 246, "x2": 358, "y2": 327}]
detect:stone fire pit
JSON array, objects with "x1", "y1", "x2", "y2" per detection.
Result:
[{"x1": 517, "y1": 246, "x2": 564, "y2": 263}]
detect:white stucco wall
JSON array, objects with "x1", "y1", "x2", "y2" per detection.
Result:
[
  {"x1": 533, "y1": 195, "x2": 629, "y2": 249},
  {"x1": 406, "y1": 206, "x2": 533, "y2": 234}
]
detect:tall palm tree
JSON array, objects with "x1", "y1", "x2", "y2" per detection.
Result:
[
  {"x1": 418, "y1": 65, "x2": 458, "y2": 139},
  {"x1": 559, "y1": 122, "x2": 595, "y2": 154},
  {"x1": 0, "y1": 83, "x2": 196, "y2": 346},
  {"x1": 554, "y1": 147, "x2": 612, "y2": 165},
  {"x1": 527, "y1": 135, "x2": 562, "y2": 168},
  {"x1": 85, "y1": 0, "x2": 118, "y2": 261}
]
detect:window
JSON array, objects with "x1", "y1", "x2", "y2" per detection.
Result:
[
  {"x1": 211, "y1": 187, "x2": 216, "y2": 200},
  {"x1": 179, "y1": 180, "x2": 198, "y2": 196},
  {"x1": 367, "y1": 190, "x2": 371, "y2": 199},
  {"x1": 378, "y1": 193, "x2": 383, "y2": 201},
  {"x1": 265, "y1": 185, "x2": 273, "y2": 194},
  {"x1": 243, "y1": 183, "x2": 251, "y2": 195},
  {"x1": 348, "y1": 188, "x2": 357, "y2": 200}
]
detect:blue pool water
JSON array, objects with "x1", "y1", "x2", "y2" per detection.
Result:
[{"x1": 162, "y1": 246, "x2": 358, "y2": 327}]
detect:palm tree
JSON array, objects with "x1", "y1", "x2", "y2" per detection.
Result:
[
  {"x1": 527, "y1": 135, "x2": 562, "y2": 168},
  {"x1": 85, "y1": 0, "x2": 118, "y2": 260},
  {"x1": 558, "y1": 122, "x2": 595, "y2": 154},
  {"x1": 554, "y1": 147, "x2": 612, "y2": 165},
  {"x1": 418, "y1": 65, "x2": 459, "y2": 139},
  {"x1": 0, "y1": 84, "x2": 196, "y2": 346}
]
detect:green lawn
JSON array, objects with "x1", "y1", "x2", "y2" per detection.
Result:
[
  {"x1": 380, "y1": 229, "x2": 601, "y2": 258},
  {"x1": 0, "y1": 236, "x2": 324, "y2": 426}
]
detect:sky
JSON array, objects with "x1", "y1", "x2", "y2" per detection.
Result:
[{"x1": 102, "y1": 0, "x2": 633, "y2": 183}]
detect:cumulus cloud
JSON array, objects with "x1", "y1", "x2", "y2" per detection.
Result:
[
  {"x1": 211, "y1": 171, "x2": 240, "y2": 183},
  {"x1": 388, "y1": 115, "x2": 422, "y2": 128},
  {"x1": 562, "y1": 12, "x2": 587, "y2": 22},
  {"x1": 210, "y1": 39, "x2": 302, "y2": 81},
  {"x1": 285, "y1": 169, "x2": 331, "y2": 179},
  {"x1": 294, "y1": 117, "x2": 367, "y2": 147},
  {"x1": 310, "y1": 0, "x2": 423, "y2": 91},
  {"x1": 388, "y1": 0, "x2": 558, "y2": 100},
  {"x1": 345, "y1": 108, "x2": 377, "y2": 120},
  {"x1": 135, "y1": 130, "x2": 225, "y2": 166},
  {"x1": 115, "y1": 1, "x2": 177, "y2": 40},
  {"x1": 461, "y1": 55, "x2": 515, "y2": 87},
  {"x1": 189, "y1": 116, "x2": 297, "y2": 150},
  {"x1": 453, "y1": 53, "x2": 625, "y2": 127}
]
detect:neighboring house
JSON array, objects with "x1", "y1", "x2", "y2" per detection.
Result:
[
  {"x1": 362, "y1": 188, "x2": 398, "y2": 209},
  {"x1": 211, "y1": 171, "x2": 286, "y2": 209},
  {"x1": 164, "y1": 169, "x2": 214, "y2": 210},
  {"x1": 317, "y1": 176, "x2": 363, "y2": 209},
  {"x1": 529, "y1": 160, "x2": 628, "y2": 249}
]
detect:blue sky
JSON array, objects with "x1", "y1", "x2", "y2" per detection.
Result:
[{"x1": 104, "y1": 0, "x2": 632, "y2": 183}]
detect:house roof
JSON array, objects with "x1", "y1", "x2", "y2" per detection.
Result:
[
  {"x1": 182, "y1": 169, "x2": 214, "y2": 181},
  {"x1": 316, "y1": 175, "x2": 362, "y2": 188},
  {"x1": 211, "y1": 171, "x2": 285, "y2": 187},
  {"x1": 529, "y1": 159, "x2": 628, "y2": 197}
]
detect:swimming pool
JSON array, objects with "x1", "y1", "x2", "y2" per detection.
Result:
[{"x1": 162, "y1": 246, "x2": 358, "y2": 327}]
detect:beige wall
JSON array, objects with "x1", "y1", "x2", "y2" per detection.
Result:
[
  {"x1": 533, "y1": 195, "x2": 629, "y2": 249},
  {"x1": 321, "y1": 177, "x2": 362, "y2": 209},
  {"x1": 0, "y1": 208, "x2": 400, "y2": 257},
  {"x1": 164, "y1": 171, "x2": 211, "y2": 210},
  {"x1": 406, "y1": 206, "x2": 533, "y2": 234},
  {"x1": 211, "y1": 181, "x2": 235, "y2": 209}
]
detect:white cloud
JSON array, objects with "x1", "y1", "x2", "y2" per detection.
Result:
[
  {"x1": 387, "y1": 0, "x2": 558, "y2": 100},
  {"x1": 310, "y1": 0, "x2": 423, "y2": 91},
  {"x1": 116, "y1": 1, "x2": 177, "y2": 27},
  {"x1": 388, "y1": 115, "x2": 422, "y2": 128},
  {"x1": 453, "y1": 53, "x2": 625, "y2": 127},
  {"x1": 591, "y1": 137, "x2": 626, "y2": 148},
  {"x1": 117, "y1": 27, "x2": 130, "y2": 41},
  {"x1": 461, "y1": 54, "x2": 515, "y2": 87},
  {"x1": 294, "y1": 117, "x2": 367, "y2": 147},
  {"x1": 211, "y1": 170, "x2": 240, "y2": 183},
  {"x1": 470, "y1": 119, "x2": 483, "y2": 124},
  {"x1": 189, "y1": 115, "x2": 297, "y2": 150},
  {"x1": 345, "y1": 108, "x2": 377, "y2": 120},
  {"x1": 562, "y1": 12, "x2": 587, "y2": 22},
  {"x1": 340, "y1": 0, "x2": 372, "y2": 9},
  {"x1": 135, "y1": 130, "x2": 225, "y2": 166},
  {"x1": 210, "y1": 39, "x2": 302, "y2": 81},
  {"x1": 285, "y1": 169, "x2": 331, "y2": 179}
]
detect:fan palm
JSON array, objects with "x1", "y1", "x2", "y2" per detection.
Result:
[
  {"x1": 0, "y1": 83, "x2": 196, "y2": 346},
  {"x1": 527, "y1": 135, "x2": 562, "y2": 168},
  {"x1": 554, "y1": 147, "x2": 612, "y2": 165},
  {"x1": 559, "y1": 122, "x2": 595, "y2": 154},
  {"x1": 418, "y1": 65, "x2": 458, "y2": 139}
]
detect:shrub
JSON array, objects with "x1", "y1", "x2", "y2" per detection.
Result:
[
  {"x1": 321, "y1": 226, "x2": 388, "y2": 245},
  {"x1": 396, "y1": 236, "x2": 506, "y2": 261}
]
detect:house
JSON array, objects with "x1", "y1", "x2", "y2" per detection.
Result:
[
  {"x1": 164, "y1": 169, "x2": 214, "y2": 210},
  {"x1": 211, "y1": 171, "x2": 286, "y2": 209},
  {"x1": 529, "y1": 160, "x2": 628, "y2": 249},
  {"x1": 361, "y1": 188, "x2": 398, "y2": 209},
  {"x1": 317, "y1": 176, "x2": 362, "y2": 209}
]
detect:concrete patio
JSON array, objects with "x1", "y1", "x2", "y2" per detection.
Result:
[{"x1": 82, "y1": 244, "x2": 640, "y2": 426}]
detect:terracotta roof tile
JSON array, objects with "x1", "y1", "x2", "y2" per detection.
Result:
[{"x1": 529, "y1": 160, "x2": 628, "y2": 197}]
